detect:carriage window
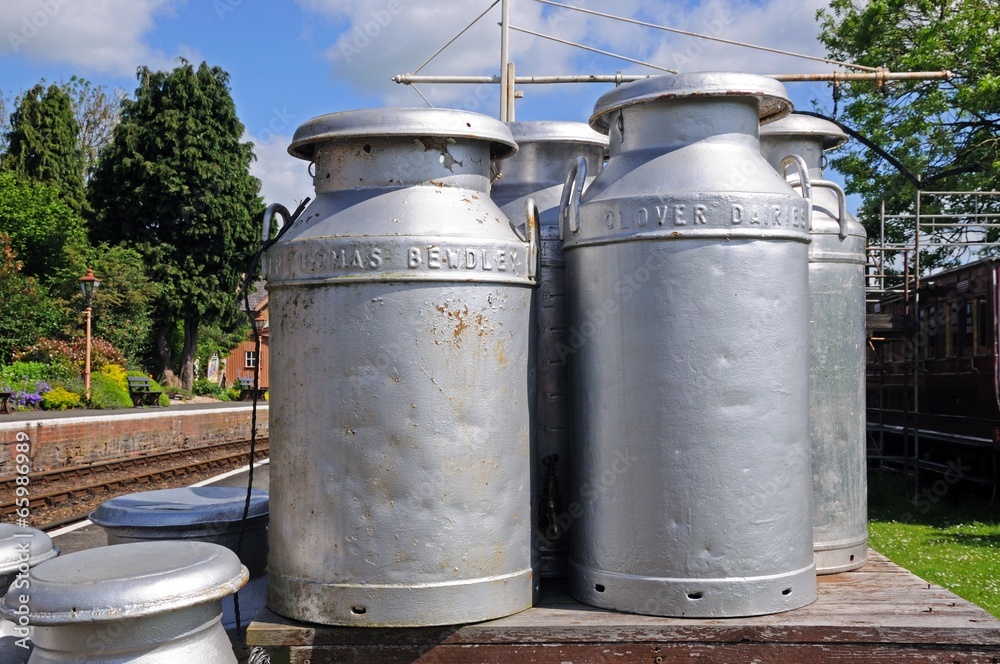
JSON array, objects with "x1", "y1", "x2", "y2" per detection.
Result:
[
  {"x1": 964, "y1": 299, "x2": 974, "y2": 356},
  {"x1": 920, "y1": 307, "x2": 933, "y2": 359},
  {"x1": 945, "y1": 302, "x2": 958, "y2": 357},
  {"x1": 974, "y1": 296, "x2": 989, "y2": 355}
]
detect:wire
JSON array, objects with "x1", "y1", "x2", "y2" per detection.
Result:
[
  {"x1": 509, "y1": 24, "x2": 677, "y2": 74},
  {"x1": 409, "y1": 82, "x2": 435, "y2": 107},
  {"x1": 530, "y1": 0, "x2": 878, "y2": 72},
  {"x1": 412, "y1": 0, "x2": 501, "y2": 75},
  {"x1": 231, "y1": 196, "x2": 310, "y2": 647}
]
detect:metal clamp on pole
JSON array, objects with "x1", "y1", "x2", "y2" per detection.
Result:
[{"x1": 558, "y1": 156, "x2": 587, "y2": 240}]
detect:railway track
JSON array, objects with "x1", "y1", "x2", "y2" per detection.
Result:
[{"x1": 0, "y1": 439, "x2": 268, "y2": 528}]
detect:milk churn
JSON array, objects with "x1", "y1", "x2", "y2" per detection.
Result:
[
  {"x1": 492, "y1": 121, "x2": 607, "y2": 578},
  {"x1": 91, "y1": 486, "x2": 270, "y2": 576},
  {"x1": 265, "y1": 108, "x2": 536, "y2": 627},
  {"x1": 0, "y1": 541, "x2": 246, "y2": 663},
  {"x1": 563, "y1": 73, "x2": 816, "y2": 618},
  {"x1": 0, "y1": 525, "x2": 58, "y2": 663},
  {"x1": 760, "y1": 113, "x2": 868, "y2": 574}
]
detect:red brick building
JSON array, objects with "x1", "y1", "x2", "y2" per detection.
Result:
[{"x1": 224, "y1": 282, "x2": 270, "y2": 388}]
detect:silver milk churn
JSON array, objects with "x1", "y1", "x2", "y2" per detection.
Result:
[
  {"x1": 562, "y1": 72, "x2": 817, "y2": 617},
  {"x1": 265, "y1": 108, "x2": 537, "y2": 627},
  {"x1": 0, "y1": 525, "x2": 58, "y2": 662},
  {"x1": 759, "y1": 113, "x2": 868, "y2": 574},
  {"x1": 0, "y1": 541, "x2": 247, "y2": 663},
  {"x1": 492, "y1": 121, "x2": 607, "y2": 578}
]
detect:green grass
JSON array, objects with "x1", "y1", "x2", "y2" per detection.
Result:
[{"x1": 867, "y1": 471, "x2": 1000, "y2": 618}]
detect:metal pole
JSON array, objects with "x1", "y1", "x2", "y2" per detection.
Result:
[
  {"x1": 507, "y1": 61, "x2": 516, "y2": 120},
  {"x1": 392, "y1": 70, "x2": 953, "y2": 86},
  {"x1": 499, "y1": 0, "x2": 510, "y2": 121},
  {"x1": 84, "y1": 306, "x2": 92, "y2": 402},
  {"x1": 912, "y1": 184, "x2": 921, "y2": 499}
]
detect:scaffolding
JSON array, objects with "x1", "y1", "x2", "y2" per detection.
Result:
[{"x1": 866, "y1": 191, "x2": 1000, "y2": 498}]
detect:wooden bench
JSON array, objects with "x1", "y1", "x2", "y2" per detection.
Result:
[
  {"x1": 127, "y1": 376, "x2": 163, "y2": 407},
  {"x1": 237, "y1": 377, "x2": 267, "y2": 401},
  {"x1": 0, "y1": 391, "x2": 13, "y2": 414}
]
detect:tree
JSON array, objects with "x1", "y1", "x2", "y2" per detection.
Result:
[
  {"x1": 1, "y1": 83, "x2": 87, "y2": 213},
  {"x1": 0, "y1": 171, "x2": 87, "y2": 280},
  {"x1": 0, "y1": 234, "x2": 63, "y2": 364},
  {"x1": 89, "y1": 60, "x2": 263, "y2": 389},
  {"x1": 817, "y1": 0, "x2": 1000, "y2": 269},
  {"x1": 61, "y1": 76, "x2": 122, "y2": 182}
]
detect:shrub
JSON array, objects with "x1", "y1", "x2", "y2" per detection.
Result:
[
  {"x1": 15, "y1": 336, "x2": 127, "y2": 375},
  {"x1": 71, "y1": 337, "x2": 127, "y2": 371},
  {"x1": 41, "y1": 386, "x2": 81, "y2": 410},
  {"x1": 88, "y1": 372, "x2": 132, "y2": 409},
  {"x1": 194, "y1": 377, "x2": 229, "y2": 400},
  {"x1": 100, "y1": 364, "x2": 129, "y2": 393},
  {"x1": 0, "y1": 361, "x2": 51, "y2": 385}
]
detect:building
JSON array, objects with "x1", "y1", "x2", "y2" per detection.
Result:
[{"x1": 223, "y1": 281, "x2": 270, "y2": 388}]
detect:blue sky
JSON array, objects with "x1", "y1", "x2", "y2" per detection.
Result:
[{"x1": 0, "y1": 0, "x2": 843, "y2": 207}]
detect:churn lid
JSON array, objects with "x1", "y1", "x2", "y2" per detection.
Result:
[
  {"x1": 289, "y1": 107, "x2": 518, "y2": 161},
  {"x1": 0, "y1": 524, "x2": 58, "y2": 578},
  {"x1": 590, "y1": 72, "x2": 793, "y2": 133},
  {"x1": 758, "y1": 113, "x2": 849, "y2": 150},
  {"x1": 0, "y1": 541, "x2": 247, "y2": 624},
  {"x1": 506, "y1": 121, "x2": 609, "y2": 147},
  {"x1": 90, "y1": 487, "x2": 269, "y2": 529}
]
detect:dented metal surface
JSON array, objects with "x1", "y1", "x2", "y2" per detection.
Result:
[
  {"x1": 0, "y1": 541, "x2": 246, "y2": 663},
  {"x1": 760, "y1": 114, "x2": 868, "y2": 575},
  {"x1": 565, "y1": 73, "x2": 816, "y2": 618},
  {"x1": 266, "y1": 108, "x2": 535, "y2": 627},
  {"x1": 492, "y1": 121, "x2": 607, "y2": 579}
]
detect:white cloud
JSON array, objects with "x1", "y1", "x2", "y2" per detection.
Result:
[
  {"x1": 0, "y1": 0, "x2": 177, "y2": 76},
  {"x1": 298, "y1": 0, "x2": 837, "y2": 113},
  {"x1": 248, "y1": 132, "x2": 313, "y2": 209}
]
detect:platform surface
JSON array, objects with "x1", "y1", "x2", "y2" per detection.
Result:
[{"x1": 248, "y1": 551, "x2": 1000, "y2": 663}]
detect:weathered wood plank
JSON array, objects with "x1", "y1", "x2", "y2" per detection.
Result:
[{"x1": 248, "y1": 550, "x2": 1000, "y2": 659}]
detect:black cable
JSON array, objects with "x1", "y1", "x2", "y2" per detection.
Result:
[{"x1": 231, "y1": 196, "x2": 309, "y2": 647}]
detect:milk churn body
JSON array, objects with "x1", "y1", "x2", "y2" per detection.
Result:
[
  {"x1": 493, "y1": 121, "x2": 607, "y2": 578},
  {"x1": 266, "y1": 109, "x2": 535, "y2": 627},
  {"x1": 564, "y1": 73, "x2": 817, "y2": 618},
  {"x1": 0, "y1": 541, "x2": 246, "y2": 664},
  {"x1": 760, "y1": 115, "x2": 868, "y2": 574},
  {"x1": 0, "y1": 525, "x2": 58, "y2": 663}
]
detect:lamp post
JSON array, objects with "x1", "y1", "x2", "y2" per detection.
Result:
[{"x1": 79, "y1": 269, "x2": 100, "y2": 401}]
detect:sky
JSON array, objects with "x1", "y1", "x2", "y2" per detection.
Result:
[{"x1": 0, "y1": 0, "x2": 847, "y2": 209}]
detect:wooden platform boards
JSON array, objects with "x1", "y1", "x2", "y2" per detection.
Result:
[{"x1": 248, "y1": 551, "x2": 1000, "y2": 663}]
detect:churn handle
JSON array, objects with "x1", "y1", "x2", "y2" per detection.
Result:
[
  {"x1": 811, "y1": 179, "x2": 850, "y2": 239},
  {"x1": 778, "y1": 154, "x2": 813, "y2": 231},
  {"x1": 261, "y1": 203, "x2": 291, "y2": 279},
  {"x1": 525, "y1": 197, "x2": 541, "y2": 282},
  {"x1": 558, "y1": 156, "x2": 588, "y2": 240}
]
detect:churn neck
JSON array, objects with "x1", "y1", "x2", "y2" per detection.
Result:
[
  {"x1": 590, "y1": 72, "x2": 793, "y2": 156},
  {"x1": 288, "y1": 108, "x2": 518, "y2": 193},
  {"x1": 759, "y1": 113, "x2": 847, "y2": 180}
]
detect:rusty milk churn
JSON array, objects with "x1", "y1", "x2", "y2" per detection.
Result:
[
  {"x1": 563, "y1": 73, "x2": 817, "y2": 618},
  {"x1": 492, "y1": 121, "x2": 607, "y2": 578},
  {"x1": 0, "y1": 541, "x2": 247, "y2": 663},
  {"x1": 265, "y1": 108, "x2": 537, "y2": 627},
  {"x1": 759, "y1": 113, "x2": 868, "y2": 574}
]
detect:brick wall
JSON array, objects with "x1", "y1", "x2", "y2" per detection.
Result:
[{"x1": 0, "y1": 406, "x2": 268, "y2": 477}]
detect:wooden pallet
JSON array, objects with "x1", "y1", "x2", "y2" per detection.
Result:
[{"x1": 247, "y1": 551, "x2": 1000, "y2": 663}]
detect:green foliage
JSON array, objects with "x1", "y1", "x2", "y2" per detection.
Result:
[
  {"x1": 193, "y1": 377, "x2": 230, "y2": 400},
  {"x1": 126, "y1": 371, "x2": 171, "y2": 407},
  {"x1": 0, "y1": 171, "x2": 87, "y2": 280},
  {"x1": 89, "y1": 60, "x2": 263, "y2": 389},
  {"x1": 0, "y1": 239, "x2": 63, "y2": 364},
  {"x1": 88, "y1": 371, "x2": 132, "y2": 409},
  {"x1": 817, "y1": 0, "x2": 1000, "y2": 268},
  {"x1": 14, "y1": 336, "x2": 126, "y2": 375},
  {"x1": 1, "y1": 83, "x2": 87, "y2": 213},
  {"x1": 868, "y1": 472, "x2": 1000, "y2": 618},
  {"x1": 41, "y1": 386, "x2": 81, "y2": 410},
  {"x1": 99, "y1": 363, "x2": 128, "y2": 392},
  {"x1": 0, "y1": 361, "x2": 69, "y2": 387}
]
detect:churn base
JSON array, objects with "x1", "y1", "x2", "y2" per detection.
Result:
[
  {"x1": 567, "y1": 560, "x2": 818, "y2": 618},
  {"x1": 815, "y1": 536, "x2": 868, "y2": 575},
  {"x1": 267, "y1": 567, "x2": 535, "y2": 627}
]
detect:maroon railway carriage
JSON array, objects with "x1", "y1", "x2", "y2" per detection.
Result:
[{"x1": 867, "y1": 257, "x2": 1000, "y2": 489}]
